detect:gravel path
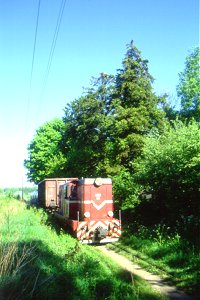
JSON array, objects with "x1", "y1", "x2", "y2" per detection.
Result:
[{"x1": 97, "y1": 246, "x2": 194, "y2": 300}]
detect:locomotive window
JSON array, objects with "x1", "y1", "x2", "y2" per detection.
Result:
[
  {"x1": 70, "y1": 184, "x2": 77, "y2": 200},
  {"x1": 65, "y1": 186, "x2": 68, "y2": 199}
]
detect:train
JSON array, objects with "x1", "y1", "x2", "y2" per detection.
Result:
[{"x1": 38, "y1": 177, "x2": 121, "y2": 244}]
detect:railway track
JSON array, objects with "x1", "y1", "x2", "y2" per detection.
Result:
[{"x1": 97, "y1": 245, "x2": 194, "y2": 300}]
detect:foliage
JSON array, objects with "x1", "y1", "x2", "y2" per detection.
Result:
[
  {"x1": 62, "y1": 74, "x2": 114, "y2": 178},
  {"x1": 177, "y1": 47, "x2": 200, "y2": 121},
  {"x1": 1, "y1": 187, "x2": 37, "y2": 201},
  {"x1": 133, "y1": 120, "x2": 200, "y2": 225},
  {"x1": 25, "y1": 41, "x2": 167, "y2": 183},
  {"x1": 24, "y1": 118, "x2": 67, "y2": 183},
  {"x1": 112, "y1": 170, "x2": 142, "y2": 210},
  {"x1": 105, "y1": 41, "x2": 166, "y2": 173},
  {"x1": 0, "y1": 198, "x2": 165, "y2": 300}
]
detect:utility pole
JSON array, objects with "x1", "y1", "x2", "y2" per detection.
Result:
[{"x1": 22, "y1": 176, "x2": 24, "y2": 201}]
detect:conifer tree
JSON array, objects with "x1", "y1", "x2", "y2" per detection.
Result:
[
  {"x1": 106, "y1": 41, "x2": 165, "y2": 173},
  {"x1": 62, "y1": 73, "x2": 114, "y2": 177}
]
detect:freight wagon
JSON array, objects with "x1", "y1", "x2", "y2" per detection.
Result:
[{"x1": 38, "y1": 178, "x2": 77, "y2": 209}]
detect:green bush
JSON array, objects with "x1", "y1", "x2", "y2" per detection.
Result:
[
  {"x1": 113, "y1": 170, "x2": 142, "y2": 210},
  {"x1": 132, "y1": 120, "x2": 200, "y2": 239}
]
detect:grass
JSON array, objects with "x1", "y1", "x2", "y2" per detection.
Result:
[
  {"x1": 0, "y1": 198, "x2": 168, "y2": 300},
  {"x1": 107, "y1": 224, "x2": 200, "y2": 298}
]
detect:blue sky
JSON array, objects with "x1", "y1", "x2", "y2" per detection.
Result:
[{"x1": 0, "y1": 0, "x2": 199, "y2": 187}]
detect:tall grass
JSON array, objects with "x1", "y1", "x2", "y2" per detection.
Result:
[
  {"x1": 0, "y1": 240, "x2": 39, "y2": 300},
  {"x1": 0, "y1": 198, "x2": 167, "y2": 300}
]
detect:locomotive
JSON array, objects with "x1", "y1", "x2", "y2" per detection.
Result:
[{"x1": 38, "y1": 177, "x2": 121, "y2": 244}]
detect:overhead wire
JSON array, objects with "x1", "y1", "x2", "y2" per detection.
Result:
[
  {"x1": 40, "y1": 0, "x2": 67, "y2": 101},
  {"x1": 22, "y1": 0, "x2": 67, "y2": 185},
  {"x1": 29, "y1": 0, "x2": 41, "y2": 93},
  {"x1": 25, "y1": 0, "x2": 67, "y2": 131},
  {"x1": 23, "y1": 0, "x2": 42, "y2": 186},
  {"x1": 25, "y1": 0, "x2": 41, "y2": 131}
]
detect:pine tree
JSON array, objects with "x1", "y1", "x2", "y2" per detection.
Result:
[{"x1": 106, "y1": 41, "x2": 165, "y2": 172}]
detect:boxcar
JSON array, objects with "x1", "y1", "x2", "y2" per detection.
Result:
[{"x1": 38, "y1": 178, "x2": 77, "y2": 209}]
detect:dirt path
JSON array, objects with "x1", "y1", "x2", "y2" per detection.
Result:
[{"x1": 97, "y1": 246, "x2": 194, "y2": 300}]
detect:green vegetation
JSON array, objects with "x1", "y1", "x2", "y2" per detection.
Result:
[
  {"x1": 24, "y1": 41, "x2": 167, "y2": 183},
  {"x1": 131, "y1": 120, "x2": 200, "y2": 237},
  {"x1": 0, "y1": 198, "x2": 167, "y2": 300},
  {"x1": 108, "y1": 224, "x2": 200, "y2": 298},
  {"x1": 24, "y1": 118, "x2": 67, "y2": 183},
  {"x1": 177, "y1": 47, "x2": 200, "y2": 121},
  {"x1": 0, "y1": 187, "x2": 37, "y2": 201}
]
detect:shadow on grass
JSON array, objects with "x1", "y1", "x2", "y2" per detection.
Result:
[
  {"x1": 0, "y1": 239, "x2": 167, "y2": 300},
  {"x1": 0, "y1": 239, "x2": 75, "y2": 300}
]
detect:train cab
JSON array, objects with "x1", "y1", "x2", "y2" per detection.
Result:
[{"x1": 56, "y1": 178, "x2": 121, "y2": 243}]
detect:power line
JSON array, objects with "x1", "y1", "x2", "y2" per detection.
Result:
[
  {"x1": 29, "y1": 0, "x2": 41, "y2": 92},
  {"x1": 25, "y1": 0, "x2": 41, "y2": 131},
  {"x1": 25, "y1": 0, "x2": 67, "y2": 132},
  {"x1": 23, "y1": 0, "x2": 42, "y2": 186},
  {"x1": 40, "y1": 0, "x2": 67, "y2": 99},
  {"x1": 23, "y1": 0, "x2": 67, "y2": 185}
]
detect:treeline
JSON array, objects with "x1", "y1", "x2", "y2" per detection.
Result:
[
  {"x1": 0, "y1": 187, "x2": 37, "y2": 200},
  {"x1": 25, "y1": 42, "x2": 200, "y2": 241}
]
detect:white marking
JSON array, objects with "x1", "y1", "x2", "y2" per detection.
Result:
[
  {"x1": 77, "y1": 221, "x2": 87, "y2": 231},
  {"x1": 95, "y1": 193, "x2": 101, "y2": 200},
  {"x1": 83, "y1": 200, "x2": 113, "y2": 210},
  {"x1": 88, "y1": 220, "x2": 108, "y2": 231},
  {"x1": 83, "y1": 178, "x2": 112, "y2": 185}
]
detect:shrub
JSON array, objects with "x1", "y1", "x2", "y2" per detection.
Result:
[{"x1": 133, "y1": 120, "x2": 200, "y2": 238}]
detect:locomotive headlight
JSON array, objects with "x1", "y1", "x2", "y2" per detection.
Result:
[
  {"x1": 108, "y1": 211, "x2": 113, "y2": 217},
  {"x1": 113, "y1": 226, "x2": 118, "y2": 232},
  {"x1": 94, "y1": 178, "x2": 102, "y2": 187},
  {"x1": 84, "y1": 211, "x2": 90, "y2": 218}
]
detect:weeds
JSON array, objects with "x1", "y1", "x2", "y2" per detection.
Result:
[
  {"x1": 0, "y1": 240, "x2": 39, "y2": 299},
  {"x1": 130, "y1": 272, "x2": 140, "y2": 300}
]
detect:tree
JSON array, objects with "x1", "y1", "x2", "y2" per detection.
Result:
[
  {"x1": 177, "y1": 47, "x2": 200, "y2": 121},
  {"x1": 24, "y1": 118, "x2": 66, "y2": 184},
  {"x1": 24, "y1": 41, "x2": 170, "y2": 191},
  {"x1": 62, "y1": 73, "x2": 114, "y2": 177},
  {"x1": 106, "y1": 41, "x2": 166, "y2": 173},
  {"x1": 133, "y1": 120, "x2": 200, "y2": 223}
]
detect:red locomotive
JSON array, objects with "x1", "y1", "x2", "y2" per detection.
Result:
[{"x1": 38, "y1": 177, "x2": 121, "y2": 243}]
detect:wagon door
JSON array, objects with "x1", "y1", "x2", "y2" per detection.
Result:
[
  {"x1": 56, "y1": 180, "x2": 67, "y2": 207},
  {"x1": 46, "y1": 181, "x2": 57, "y2": 208}
]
